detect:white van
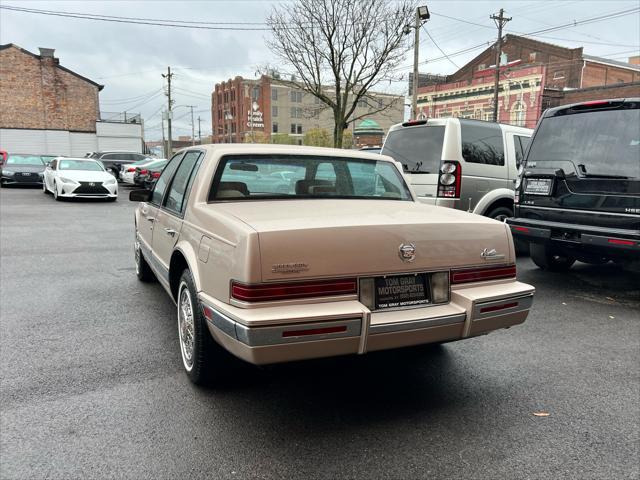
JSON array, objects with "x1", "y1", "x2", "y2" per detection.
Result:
[{"x1": 382, "y1": 118, "x2": 532, "y2": 221}]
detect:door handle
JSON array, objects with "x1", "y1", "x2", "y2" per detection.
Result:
[
  {"x1": 164, "y1": 228, "x2": 177, "y2": 237},
  {"x1": 145, "y1": 216, "x2": 155, "y2": 222}
]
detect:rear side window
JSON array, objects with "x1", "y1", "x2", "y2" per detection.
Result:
[
  {"x1": 164, "y1": 151, "x2": 203, "y2": 215},
  {"x1": 150, "y1": 153, "x2": 183, "y2": 205},
  {"x1": 461, "y1": 121, "x2": 505, "y2": 166},
  {"x1": 514, "y1": 135, "x2": 531, "y2": 169},
  {"x1": 382, "y1": 126, "x2": 444, "y2": 174}
]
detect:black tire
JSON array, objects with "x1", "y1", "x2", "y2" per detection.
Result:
[
  {"x1": 42, "y1": 181, "x2": 48, "y2": 194},
  {"x1": 177, "y1": 269, "x2": 224, "y2": 385},
  {"x1": 486, "y1": 206, "x2": 513, "y2": 223},
  {"x1": 134, "y1": 235, "x2": 156, "y2": 282},
  {"x1": 530, "y1": 243, "x2": 576, "y2": 272}
]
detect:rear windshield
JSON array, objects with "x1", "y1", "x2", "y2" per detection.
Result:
[
  {"x1": 6, "y1": 155, "x2": 46, "y2": 166},
  {"x1": 382, "y1": 126, "x2": 444, "y2": 174},
  {"x1": 59, "y1": 160, "x2": 104, "y2": 171},
  {"x1": 527, "y1": 108, "x2": 640, "y2": 179},
  {"x1": 209, "y1": 155, "x2": 412, "y2": 201}
]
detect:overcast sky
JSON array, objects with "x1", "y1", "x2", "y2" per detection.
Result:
[{"x1": 1, "y1": 0, "x2": 638, "y2": 140}]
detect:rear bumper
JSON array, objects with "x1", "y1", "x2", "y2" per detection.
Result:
[
  {"x1": 199, "y1": 279, "x2": 535, "y2": 365},
  {"x1": 506, "y1": 217, "x2": 640, "y2": 258}
]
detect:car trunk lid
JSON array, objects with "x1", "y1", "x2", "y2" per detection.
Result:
[{"x1": 213, "y1": 200, "x2": 512, "y2": 282}]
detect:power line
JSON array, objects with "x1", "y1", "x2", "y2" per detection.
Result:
[{"x1": 423, "y1": 27, "x2": 459, "y2": 70}]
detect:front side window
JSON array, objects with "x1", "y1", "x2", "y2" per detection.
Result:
[
  {"x1": 164, "y1": 151, "x2": 203, "y2": 214},
  {"x1": 58, "y1": 160, "x2": 104, "y2": 171},
  {"x1": 209, "y1": 155, "x2": 412, "y2": 201},
  {"x1": 460, "y1": 121, "x2": 505, "y2": 166},
  {"x1": 150, "y1": 153, "x2": 183, "y2": 205}
]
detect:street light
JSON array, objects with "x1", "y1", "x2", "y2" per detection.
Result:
[
  {"x1": 405, "y1": 4, "x2": 430, "y2": 120},
  {"x1": 224, "y1": 111, "x2": 233, "y2": 143}
]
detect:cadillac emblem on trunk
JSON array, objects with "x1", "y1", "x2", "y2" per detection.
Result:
[
  {"x1": 89, "y1": 182, "x2": 95, "y2": 186},
  {"x1": 398, "y1": 243, "x2": 416, "y2": 262}
]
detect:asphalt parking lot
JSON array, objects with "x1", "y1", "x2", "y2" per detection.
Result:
[{"x1": 1, "y1": 186, "x2": 639, "y2": 480}]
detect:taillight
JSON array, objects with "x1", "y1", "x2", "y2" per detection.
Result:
[
  {"x1": 139, "y1": 169, "x2": 148, "y2": 175},
  {"x1": 231, "y1": 278, "x2": 357, "y2": 302},
  {"x1": 451, "y1": 265, "x2": 516, "y2": 284},
  {"x1": 151, "y1": 171, "x2": 161, "y2": 178},
  {"x1": 437, "y1": 161, "x2": 461, "y2": 198},
  {"x1": 127, "y1": 167, "x2": 136, "y2": 172}
]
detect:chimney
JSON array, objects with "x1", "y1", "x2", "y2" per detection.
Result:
[{"x1": 39, "y1": 47, "x2": 55, "y2": 58}]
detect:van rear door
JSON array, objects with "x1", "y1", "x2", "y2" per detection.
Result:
[{"x1": 381, "y1": 123, "x2": 444, "y2": 199}]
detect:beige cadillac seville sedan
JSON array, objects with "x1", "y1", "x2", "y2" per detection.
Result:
[{"x1": 130, "y1": 144, "x2": 534, "y2": 384}]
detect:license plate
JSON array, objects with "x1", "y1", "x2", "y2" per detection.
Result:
[
  {"x1": 524, "y1": 178, "x2": 552, "y2": 195},
  {"x1": 21, "y1": 172, "x2": 32, "y2": 176},
  {"x1": 374, "y1": 273, "x2": 430, "y2": 310}
]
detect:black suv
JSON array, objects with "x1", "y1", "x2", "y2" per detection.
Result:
[{"x1": 507, "y1": 98, "x2": 639, "y2": 271}]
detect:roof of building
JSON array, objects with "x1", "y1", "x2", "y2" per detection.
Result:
[
  {"x1": 354, "y1": 119, "x2": 384, "y2": 135},
  {"x1": 0, "y1": 43, "x2": 104, "y2": 91},
  {"x1": 582, "y1": 54, "x2": 640, "y2": 72}
]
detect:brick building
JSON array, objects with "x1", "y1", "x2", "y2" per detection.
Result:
[
  {"x1": 212, "y1": 75, "x2": 404, "y2": 144},
  {"x1": 0, "y1": 44, "x2": 102, "y2": 132},
  {"x1": 0, "y1": 44, "x2": 144, "y2": 155},
  {"x1": 416, "y1": 35, "x2": 640, "y2": 127}
]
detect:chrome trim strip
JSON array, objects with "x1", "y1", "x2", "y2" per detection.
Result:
[
  {"x1": 235, "y1": 318, "x2": 361, "y2": 346},
  {"x1": 472, "y1": 294, "x2": 534, "y2": 320},
  {"x1": 369, "y1": 313, "x2": 466, "y2": 334},
  {"x1": 200, "y1": 301, "x2": 362, "y2": 347},
  {"x1": 521, "y1": 205, "x2": 640, "y2": 218}
]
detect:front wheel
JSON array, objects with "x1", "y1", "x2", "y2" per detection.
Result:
[
  {"x1": 42, "y1": 180, "x2": 48, "y2": 194},
  {"x1": 53, "y1": 182, "x2": 62, "y2": 201},
  {"x1": 530, "y1": 243, "x2": 576, "y2": 271},
  {"x1": 178, "y1": 269, "x2": 227, "y2": 385},
  {"x1": 486, "y1": 206, "x2": 513, "y2": 223}
]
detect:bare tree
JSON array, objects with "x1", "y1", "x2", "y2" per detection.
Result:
[{"x1": 266, "y1": 0, "x2": 414, "y2": 148}]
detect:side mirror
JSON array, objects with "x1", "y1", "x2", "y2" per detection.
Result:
[{"x1": 129, "y1": 189, "x2": 151, "y2": 202}]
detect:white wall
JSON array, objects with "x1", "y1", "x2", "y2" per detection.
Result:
[{"x1": 0, "y1": 122, "x2": 142, "y2": 156}]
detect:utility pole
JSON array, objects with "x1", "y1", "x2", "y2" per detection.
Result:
[
  {"x1": 187, "y1": 105, "x2": 195, "y2": 146},
  {"x1": 406, "y1": 6, "x2": 430, "y2": 120},
  {"x1": 197, "y1": 116, "x2": 202, "y2": 144},
  {"x1": 161, "y1": 66, "x2": 174, "y2": 154},
  {"x1": 490, "y1": 8, "x2": 511, "y2": 123},
  {"x1": 161, "y1": 111, "x2": 166, "y2": 158}
]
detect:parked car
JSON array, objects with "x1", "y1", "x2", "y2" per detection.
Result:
[
  {"x1": 142, "y1": 160, "x2": 168, "y2": 190},
  {"x1": 85, "y1": 151, "x2": 151, "y2": 179},
  {"x1": 121, "y1": 158, "x2": 163, "y2": 185},
  {"x1": 382, "y1": 118, "x2": 532, "y2": 221},
  {"x1": 129, "y1": 144, "x2": 535, "y2": 385},
  {"x1": 0, "y1": 154, "x2": 53, "y2": 186},
  {"x1": 133, "y1": 159, "x2": 167, "y2": 187},
  {"x1": 0, "y1": 150, "x2": 7, "y2": 166},
  {"x1": 359, "y1": 146, "x2": 381, "y2": 154},
  {"x1": 507, "y1": 98, "x2": 639, "y2": 271},
  {"x1": 43, "y1": 157, "x2": 118, "y2": 201}
]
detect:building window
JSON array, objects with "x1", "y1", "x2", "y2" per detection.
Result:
[
  {"x1": 357, "y1": 99, "x2": 368, "y2": 108},
  {"x1": 272, "y1": 122, "x2": 278, "y2": 133},
  {"x1": 290, "y1": 106, "x2": 303, "y2": 118},
  {"x1": 272, "y1": 106, "x2": 278, "y2": 117},
  {"x1": 511, "y1": 101, "x2": 526, "y2": 127},
  {"x1": 290, "y1": 90, "x2": 302, "y2": 102},
  {"x1": 529, "y1": 52, "x2": 538, "y2": 62},
  {"x1": 297, "y1": 124, "x2": 303, "y2": 135},
  {"x1": 271, "y1": 88, "x2": 278, "y2": 101},
  {"x1": 290, "y1": 123, "x2": 302, "y2": 134},
  {"x1": 553, "y1": 71, "x2": 565, "y2": 80}
]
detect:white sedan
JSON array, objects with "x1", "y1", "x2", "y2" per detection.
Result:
[
  {"x1": 120, "y1": 158, "x2": 158, "y2": 185},
  {"x1": 43, "y1": 158, "x2": 118, "y2": 201}
]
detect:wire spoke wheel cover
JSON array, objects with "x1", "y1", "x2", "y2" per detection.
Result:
[{"x1": 178, "y1": 282, "x2": 196, "y2": 371}]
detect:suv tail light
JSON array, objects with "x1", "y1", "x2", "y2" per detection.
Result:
[
  {"x1": 127, "y1": 167, "x2": 136, "y2": 172},
  {"x1": 231, "y1": 278, "x2": 357, "y2": 302},
  {"x1": 451, "y1": 264, "x2": 516, "y2": 284},
  {"x1": 437, "y1": 161, "x2": 462, "y2": 198},
  {"x1": 139, "y1": 169, "x2": 148, "y2": 175},
  {"x1": 151, "y1": 171, "x2": 161, "y2": 179}
]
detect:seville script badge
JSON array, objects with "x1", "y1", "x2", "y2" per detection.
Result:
[{"x1": 398, "y1": 243, "x2": 416, "y2": 263}]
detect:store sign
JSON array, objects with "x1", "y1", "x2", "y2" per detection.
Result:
[{"x1": 246, "y1": 109, "x2": 264, "y2": 129}]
